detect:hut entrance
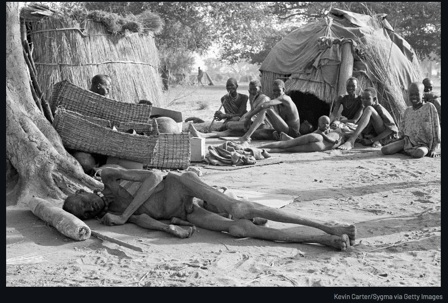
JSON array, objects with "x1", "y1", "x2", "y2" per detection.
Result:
[{"x1": 288, "y1": 90, "x2": 330, "y2": 130}]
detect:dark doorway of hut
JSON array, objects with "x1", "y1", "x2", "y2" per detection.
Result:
[{"x1": 289, "y1": 90, "x2": 330, "y2": 132}]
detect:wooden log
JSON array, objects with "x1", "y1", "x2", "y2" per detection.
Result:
[
  {"x1": 337, "y1": 41, "x2": 354, "y2": 97},
  {"x1": 28, "y1": 197, "x2": 91, "y2": 241}
]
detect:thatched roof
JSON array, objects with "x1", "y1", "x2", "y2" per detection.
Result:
[
  {"x1": 260, "y1": 8, "x2": 423, "y2": 126},
  {"x1": 21, "y1": 5, "x2": 164, "y2": 107}
]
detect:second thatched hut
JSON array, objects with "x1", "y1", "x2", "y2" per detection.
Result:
[
  {"x1": 260, "y1": 8, "x2": 423, "y2": 128},
  {"x1": 21, "y1": 5, "x2": 164, "y2": 107}
]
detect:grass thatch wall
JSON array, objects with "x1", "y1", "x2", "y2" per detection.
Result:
[{"x1": 29, "y1": 16, "x2": 163, "y2": 106}]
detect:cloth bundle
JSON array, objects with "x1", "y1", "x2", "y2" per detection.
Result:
[{"x1": 205, "y1": 141, "x2": 269, "y2": 166}]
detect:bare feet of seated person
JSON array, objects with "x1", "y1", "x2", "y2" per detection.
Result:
[{"x1": 337, "y1": 141, "x2": 355, "y2": 150}]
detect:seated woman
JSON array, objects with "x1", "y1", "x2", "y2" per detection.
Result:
[
  {"x1": 259, "y1": 116, "x2": 347, "y2": 153},
  {"x1": 381, "y1": 82, "x2": 441, "y2": 158},
  {"x1": 214, "y1": 78, "x2": 249, "y2": 131},
  {"x1": 63, "y1": 166, "x2": 356, "y2": 251}
]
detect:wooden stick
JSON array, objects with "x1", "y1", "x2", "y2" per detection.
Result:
[
  {"x1": 90, "y1": 230, "x2": 144, "y2": 252},
  {"x1": 207, "y1": 103, "x2": 224, "y2": 132}
]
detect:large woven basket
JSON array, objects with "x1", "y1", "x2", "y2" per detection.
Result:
[
  {"x1": 53, "y1": 108, "x2": 191, "y2": 169},
  {"x1": 50, "y1": 80, "x2": 153, "y2": 125}
]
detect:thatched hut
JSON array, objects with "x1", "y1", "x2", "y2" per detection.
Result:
[
  {"x1": 260, "y1": 8, "x2": 423, "y2": 128},
  {"x1": 21, "y1": 5, "x2": 164, "y2": 107}
]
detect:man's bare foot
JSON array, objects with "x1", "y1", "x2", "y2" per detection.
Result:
[
  {"x1": 279, "y1": 132, "x2": 293, "y2": 141},
  {"x1": 261, "y1": 149, "x2": 271, "y2": 158},
  {"x1": 168, "y1": 225, "x2": 195, "y2": 238},
  {"x1": 188, "y1": 123, "x2": 202, "y2": 138},
  {"x1": 324, "y1": 224, "x2": 356, "y2": 246},
  {"x1": 238, "y1": 136, "x2": 251, "y2": 143},
  {"x1": 338, "y1": 141, "x2": 354, "y2": 150},
  {"x1": 321, "y1": 234, "x2": 351, "y2": 251}
]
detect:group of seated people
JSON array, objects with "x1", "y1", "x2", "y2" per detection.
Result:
[
  {"x1": 195, "y1": 76, "x2": 440, "y2": 159},
  {"x1": 61, "y1": 73, "x2": 439, "y2": 252}
]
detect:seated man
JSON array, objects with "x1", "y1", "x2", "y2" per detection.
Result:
[
  {"x1": 63, "y1": 167, "x2": 356, "y2": 251},
  {"x1": 338, "y1": 87, "x2": 399, "y2": 150},
  {"x1": 422, "y1": 78, "x2": 441, "y2": 124},
  {"x1": 330, "y1": 77, "x2": 364, "y2": 124},
  {"x1": 189, "y1": 79, "x2": 273, "y2": 139},
  {"x1": 214, "y1": 78, "x2": 249, "y2": 131},
  {"x1": 382, "y1": 82, "x2": 441, "y2": 158},
  {"x1": 90, "y1": 74, "x2": 112, "y2": 97},
  {"x1": 259, "y1": 115, "x2": 346, "y2": 153},
  {"x1": 240, "y1": 79, "x2": 301, "y2": 142}
]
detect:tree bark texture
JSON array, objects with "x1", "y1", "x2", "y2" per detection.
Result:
[{"x1": 6, "y1": 2, "x2": 101, "y2": 207}]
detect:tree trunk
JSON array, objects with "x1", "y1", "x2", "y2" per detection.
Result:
[{"x1": 6, "y1": 2, "x2": 102, "y2": 207}]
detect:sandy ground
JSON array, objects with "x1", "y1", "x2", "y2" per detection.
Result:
[{"x1": 6, "y1": 132, "x2": 441, "y2": 287}]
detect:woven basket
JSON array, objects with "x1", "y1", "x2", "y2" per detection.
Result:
[
  {"x1": 50, "y1": 80, "x2": 152, "y2": 125},
  {"x1": 53, "y1": 108, "x2": 190, "y2": 169}
]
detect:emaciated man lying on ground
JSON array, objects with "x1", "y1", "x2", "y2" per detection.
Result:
[{"x1": 63, "y1": 167, "x2": 356, "y2": 251}]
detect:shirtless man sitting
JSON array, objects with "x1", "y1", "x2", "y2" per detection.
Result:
[
  {"x1": 259, "y1": 115, "x2": 346, "y2": 153},
  {"x1": 239, "y1": 79, "x2": 301, "y2": 142},
  {"x1": 63, "y1": 167, "x2": 356, "y2": 251}
]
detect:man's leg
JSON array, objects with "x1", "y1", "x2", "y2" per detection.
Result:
[
  {"x1": 265, "y1": 108, "x2": 290, "y2": 135},
  {"x1": 188, "y1": 123, "x2": 220, "y2": 138},
  {"x1": 239, "y1": 109, "x2": 270, "y2": 142},
  {"x1": 175, "y1": 172, "x2": 356, "y2": 244},
  {"x1": 186, "y1": 204, "x2": 351, "y2": 250},
  {"x1": 338, "y1": 106, "x2": 384, "y2": 150},
  {"x1": 259, "y1": 133, "x2": 321, "y2": 149},
  {"x1": 381, "y1": 139, "x2": 405, "y2": 155}
]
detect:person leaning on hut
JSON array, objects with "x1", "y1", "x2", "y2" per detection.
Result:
[
  {"x1": 381, "y1": 82, "x2": 440, "y2": 158},
  {"x1": 63, "y1": 166, "x2": 357, "y2": 251},
  {"x1": 338, "y1": 87, "x2": 399, "y2": 150},
  {"x1": 422, "y1": 78, "x2": 441, "y2": 124},
  {"x1": 330, "y1": 77, "x2": 364, "y2": 124},
  {"x1": 214, "y1": 78, "x2": 249, "y2": 131},
  {"x1": 240, "y1": 79, "x2": 301, "y2": 143}
]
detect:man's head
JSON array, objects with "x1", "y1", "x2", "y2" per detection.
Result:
[
  {"x1": 422, "y1": 78, "x2": 433, "y2": 93},
  {"x1": 226, "y1": 78, "x2": 238, "y2": 95},
  {"x1": 361, "y1": 87, "x2": 378, "y2": 107},
  {"x1": 63, "y1": 189, "x2": 106, "y2": 220},
  {"x1": 346, "y1": 77, "x2": 358, "y2": 96},
  {"x1": 248, "y1": 79, "x2": 262, "y2": 97},
  {"x1": 90, "y1": 74, "x2": 111, "y2": 97},
  {"x1": 408, "y1": 82, "x2": 424, "y2": 108},
  {"x1": 317, "y1": 115, "x2": 331, "y2": 132},
  {"x1": 272, "y1": 79, "x2": 285, "y2": 98}
]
